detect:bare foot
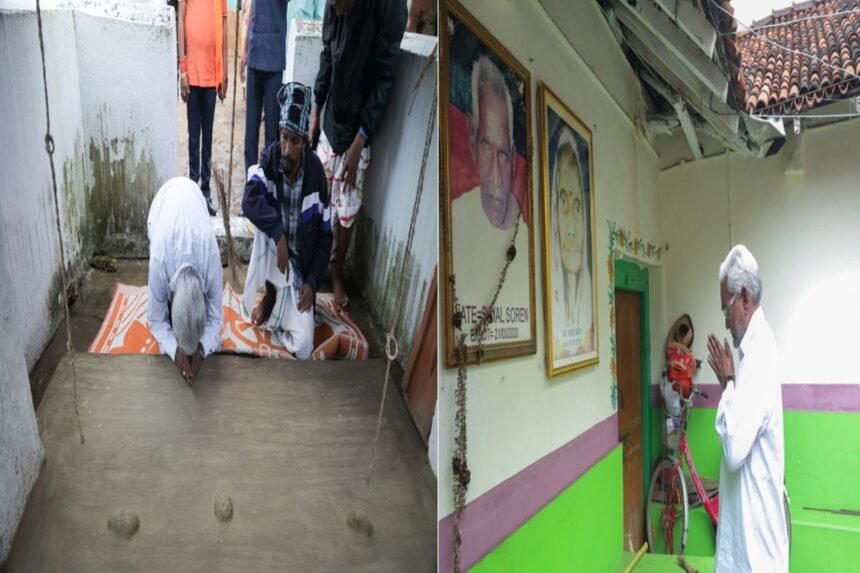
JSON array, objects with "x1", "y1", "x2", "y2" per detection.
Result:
[{"x1": 251, "y1": 283, "x2": 277, "y2": 325}]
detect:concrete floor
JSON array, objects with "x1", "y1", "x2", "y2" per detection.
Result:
[
  {"x1": 14, "y1": 261, "x2": 427, "y2": 570},
  {"x1": 7, "y1": 354, "x2": 435, "y2": 571}
]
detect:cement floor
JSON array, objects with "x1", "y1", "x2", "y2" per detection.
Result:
[{"x1": 8, "y1": 354, "x2": 435, "y2": 571}]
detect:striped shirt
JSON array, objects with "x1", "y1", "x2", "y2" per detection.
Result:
[{"x1": 280, "y1": 166, "x2": 304, "y2": 283}]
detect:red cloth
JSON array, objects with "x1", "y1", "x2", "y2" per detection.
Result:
[
  {"x1": 447, "y1": 104, "x2": 529, "y2": 225},
  {"x1": 666, "y1": 342, "x2": 695, "y2": 398}
]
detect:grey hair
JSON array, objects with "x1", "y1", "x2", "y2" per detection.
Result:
[
  {"x1": 172, "y1": 266, "x2": 206, "y2": 355},
  {"x1": 719, "y1": 245, "x2": 763, "y2": 303},
  {"x1": 470, "y1": 55, "x2": 514, "y2": 152}
]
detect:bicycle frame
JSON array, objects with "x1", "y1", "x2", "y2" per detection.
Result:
[
  {"x1": 651, "y1": 384, "x2": 792, "y2": 556},
  {"x1": 672, "y1": 431, "x2": 719, "y2": 525},
  {"x1": 660, "y1": 385, "x2": 719, "y2": 539}
]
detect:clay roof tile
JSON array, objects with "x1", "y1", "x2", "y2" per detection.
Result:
[{"x1": 737, "y1": 0, "x2": 860, "y2": 112}]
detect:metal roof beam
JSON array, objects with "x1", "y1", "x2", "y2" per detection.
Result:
[
  {"x1": 610, "y1": 0, "x2": 728, "y2": 101},
  {"x1": 673, "y1": 100, "x2": 704, "y2": 159},
  {"x1": 630, "y1": 34, "x2": 749, "y2": 153},
  {"x1": 652, "y1": 0, "x2": 717, "y2": 57}
]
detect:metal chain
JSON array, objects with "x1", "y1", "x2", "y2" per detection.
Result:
[
  {"x1": 450, "y1": 217, "x2": 520, "y2": 572},
  {"x1": 366, "y1": 72, "x2": 439, "y2": 487},
  {"x1": 35, "y1": 0, "x2": 85, "y2": 445}
]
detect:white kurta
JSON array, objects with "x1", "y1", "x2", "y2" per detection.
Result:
[
  {"x1": 146, "y1": 177, "x2": 223, "y2": 361},
  {"x1": 715, "y1": 307, "x2": 788, "y2": 573}
]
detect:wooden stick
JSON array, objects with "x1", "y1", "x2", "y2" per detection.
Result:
[
  {"x1": 212, "y1": 164, "x2": 240, "y2": 290},
  {"x1": 622, "y1": 542, "x2": 648, "y2": 573},
  {"x1": 678, "y1": 556, "x2": 698, "y2": 573}
]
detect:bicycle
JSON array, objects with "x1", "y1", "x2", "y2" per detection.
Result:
[{"x1": 645, "y1": 383, "x2": 791, "y2": 555}]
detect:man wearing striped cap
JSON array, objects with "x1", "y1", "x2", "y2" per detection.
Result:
[{"x1": 241, "y1": 82, "x2": 332, "y2": 359}]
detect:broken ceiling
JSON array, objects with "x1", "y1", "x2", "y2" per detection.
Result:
[{"x1": 542, "y1": 1, "x2": 860, "y2": 169}]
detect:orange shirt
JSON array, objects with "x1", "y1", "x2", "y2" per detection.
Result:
[{"x1": 185, "y1": 0, "x2": 227, "y2": 88}]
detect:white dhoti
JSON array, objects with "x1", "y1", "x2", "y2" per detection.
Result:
[{"x1": 243, "y1": 227, "x2": 315, "y2": 360}]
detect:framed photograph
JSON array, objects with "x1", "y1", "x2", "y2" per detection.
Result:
[
  {"x1": 538, "y1": 83, "x2": 599, "y2": 376},
  {"x1": 440, "y1": 0, "x2": 536, "y2": 367}
]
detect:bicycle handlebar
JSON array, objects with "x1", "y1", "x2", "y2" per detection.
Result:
[{"x1": 693, "y1": 388, "x2": 709, "y2": 400}]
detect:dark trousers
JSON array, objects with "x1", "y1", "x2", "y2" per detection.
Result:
[
  {"x1": 187, "y1": 86, "x2": 217, "y2": 197},
  {"x1": 244, "y1": 67, "x2": 281, "y2": 170}
]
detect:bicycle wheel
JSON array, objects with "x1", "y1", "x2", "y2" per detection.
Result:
[{"x1": 646, "y1": 458, "x2": 689, "y2": 555}]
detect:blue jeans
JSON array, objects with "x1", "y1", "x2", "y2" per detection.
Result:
[
  {"x1": 244, "y1": 67, "x2": 281, "y2": 170},
  {"x1": 187, "y1": 86, "x2": 217, "y2": 197}
]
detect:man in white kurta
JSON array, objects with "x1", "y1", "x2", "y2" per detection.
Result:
[
  {"x1": 147, "y1": 177, "x2": 223, "y2": 381},
  {"x1": 707, "y1": 245, "x2": 788, "y2": 573}
]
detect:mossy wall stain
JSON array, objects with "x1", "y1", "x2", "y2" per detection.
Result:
[
  {"x1": 48, "y1": 115, "x2": 160, "y2": 353},
  {"x1": 61, "y1": 135, "x2": 89, "y2": 261},
  {"x1": 350, "y1": 213, "x2": 429, "y2": 369},
  {"x1": 45, "y1": 265, "x2": 67, "y2": 331},
  {"x1": 87, "y1": 127, "x2": 158, "y2": 258}
]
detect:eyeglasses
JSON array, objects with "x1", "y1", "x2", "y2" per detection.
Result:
[{"x1": 722, "y1": 294, "x2": 738, "y2": 320}]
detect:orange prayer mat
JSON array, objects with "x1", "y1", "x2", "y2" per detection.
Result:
[{"x1": 88, "y1": 283, "x2": 369, "y2": 361}]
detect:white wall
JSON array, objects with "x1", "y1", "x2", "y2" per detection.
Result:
[
  {"x1": 285, "y1": 19, "x2": 323, "y2": 88},
  {"x1": 354, "y1": 33, "x2": 438, "y2": 369},
  {"x1": 0, "y1": 2, "x2": 175, "y2": 370},
  {"x1": 0, "y1": 4, "x2": 173, "y2": 555},
  {"x1": 285, "y1": 26, "x2": 439, "y2": 370},
  {"x1": 74, "y1": 6, "x2": 176, "y2": 256},
  {"x1": 0, "y1": 8, "x2": 86, "y2": 369},
  {"x1": 0, "y1": 254, "x2": 44, "y2": 563},
  {"x1": 438, "y1": 0, "x2": 664, "y2": 518},
  {"x1": 659, "y1": 122, "x2": 860, "y2": 385}
]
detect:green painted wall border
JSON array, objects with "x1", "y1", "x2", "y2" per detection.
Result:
[
  {"x1": 472, "y1": 446, "x2": 623, "y2": 572},
  {"x1": 614, "y1": 259, "x2": 652, "y2": 503},
  {"x1": 650, "y1": 406, "x2": 860, "y2": 569}
]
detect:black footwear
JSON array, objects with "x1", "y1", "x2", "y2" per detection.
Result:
[{"x1": 203, "y1": 194, "x2": 217, "y2": 216}]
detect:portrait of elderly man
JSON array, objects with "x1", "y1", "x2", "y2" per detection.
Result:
[
  {"x1": 146, "y1": 177, "x2": 224, "y2": 386},
  {"x1": 450, "y1": 53, "x2": 530, "y2": 345},
  {"x1": 466, "y1": 54, "x2": 522, "y2": 230},
  {"x1": 549, "y1": 126, "x2": 593, "y2": 359},
  {"x1": 707, "y1": 245, "x2": 789, "y2": 572}
]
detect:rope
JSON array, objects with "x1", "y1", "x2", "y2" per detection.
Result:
[
  {"x1": 450, "y1": 218, "x2": 520, "y2": 573},
  {"x1": 35, "y1": 0, "x2": 84, "y2": 445},
  {"x1": 365, "y1": 70, "x2": 438, "y2": 488}
]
